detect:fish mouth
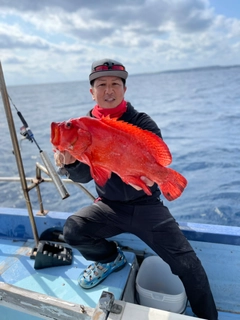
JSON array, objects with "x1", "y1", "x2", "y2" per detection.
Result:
[
  {"x1": 51, "y1": 122, "x2": 78, "y2": 151},
  {"x1": 51, "y1": 122, "x2": 60, "y2": 146}
]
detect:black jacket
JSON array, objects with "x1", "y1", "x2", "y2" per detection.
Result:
[{"x1": 64, "y1": 102, "x2": 162, "y2": 203}]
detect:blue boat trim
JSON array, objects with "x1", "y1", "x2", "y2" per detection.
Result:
[
  {"x1": 180, "y1": 221, "x2": 240, "y2": 245},
  {"x1": 1, "y1": 207, "x2": 240, "y2": 245}
]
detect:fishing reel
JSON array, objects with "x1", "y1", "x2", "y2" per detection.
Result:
[{"x1": 20, "y1": 125, "x2": 34, "y2": 142}]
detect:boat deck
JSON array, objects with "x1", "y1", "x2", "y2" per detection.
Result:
[
  {"x1": 1, "y1": 208, "x2": 240, "y2": 319},
  {"x1": 0, "y1": 238, "x2": 239, "y2": 320},
  {"x1": 0, "y1": 238, "x2": 136, "y2": 308}
]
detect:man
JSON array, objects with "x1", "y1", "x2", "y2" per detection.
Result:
[{"x1": 55, "y1": 58, "x2": 218, "y2": 320}]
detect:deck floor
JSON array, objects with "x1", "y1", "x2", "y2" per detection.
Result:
[{"x1": 0, "y1": 238, "x2": 135, "y2": 308}]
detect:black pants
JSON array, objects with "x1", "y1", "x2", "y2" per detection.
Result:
[{"x1": 63, "y1": 198, "x2": 218, "y2": 320}]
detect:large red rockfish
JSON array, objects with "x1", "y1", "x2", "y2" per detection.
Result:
[{"x1": 51, "y1": 117, "x2": 187, "y2": 201}]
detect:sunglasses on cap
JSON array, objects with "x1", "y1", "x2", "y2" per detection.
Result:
[{"x1": 94, "y1": 64, "x2": 125, "y2": 72}]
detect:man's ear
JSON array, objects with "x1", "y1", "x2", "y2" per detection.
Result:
[{"x1": 90, "y1": 88, "x2": 95, "y2": 100}]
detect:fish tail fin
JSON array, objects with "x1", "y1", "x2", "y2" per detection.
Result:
[{"x1": 159, "y1": 168, "x2": 187, "y2": 201}]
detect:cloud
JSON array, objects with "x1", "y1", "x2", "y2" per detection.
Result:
[
  {"x1": 171, "y1": 0, "x2": 214, "y2": 32},
  {"x1": 0, "y1": 0, "x2": 239, "y2": 85},
  {"x1": 0, "y1": 24, "x2": 51, "y2": 50},
  {"x1": 0, "y1": 0, "x2": 215, "y2": 42}
]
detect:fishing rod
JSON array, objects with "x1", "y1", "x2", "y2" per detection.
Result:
[
  {"x1": 0, "y1": 62, "x2": 74, "y2": 268},
  {"x1": 0, "y1": 61, "x2": 39, "y2": 245},
  {"x1": 8, "y1": 97, "x2": 70, "y2": 200},
  {"x1": 0, "y1": 62, "x2": 69, "y2": 202}
]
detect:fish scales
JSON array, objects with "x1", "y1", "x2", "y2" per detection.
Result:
[{"x1": 100, "y1": 117, "x2": 172, "y2": 167}]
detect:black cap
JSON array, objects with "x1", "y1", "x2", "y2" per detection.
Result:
[{"x1": 89, "y1": 58, "x2": 128, "y2": 83}]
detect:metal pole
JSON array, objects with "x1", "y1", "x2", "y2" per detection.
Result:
[
  {"x1": 39, "y1": 150, "x2": 70, "y2": 199},
  {"x1": 0, "y1": 61, "x2": 39, "y2": 246}
]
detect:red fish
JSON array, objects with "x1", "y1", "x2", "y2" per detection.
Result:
[{"x1": 51, "y1": 117, "x2": 187, "y2": 201}]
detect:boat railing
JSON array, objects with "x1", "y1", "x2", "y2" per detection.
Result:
[{"x1": 0, "y1": 161, "x2": 95, "y2": 216}]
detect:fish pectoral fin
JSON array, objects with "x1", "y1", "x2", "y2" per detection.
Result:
[
  {"x1": 123, "y1": 176, "x2": 152, "y2": 196},
  {"x1": 92, "y1": 166, "x2": 111, "y2": 186}
]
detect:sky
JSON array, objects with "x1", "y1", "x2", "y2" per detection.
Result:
[{"x1": 0, "y1": 0, "x2": 240, "y2": 86}]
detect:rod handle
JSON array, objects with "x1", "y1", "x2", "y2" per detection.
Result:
[
  {"x1": 17, "y1": 111, "x2": 29, "y2": 128},
  {"x1": 40, "y1": 151, "x2": 70, "y2": 200}
]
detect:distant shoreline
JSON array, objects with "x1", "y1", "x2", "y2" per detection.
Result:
[{"x1": 131, "y1": 64, "x2": 240, "y2": 77}]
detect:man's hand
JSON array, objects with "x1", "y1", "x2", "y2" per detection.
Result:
[
  {"x1": 54, "y1": 150, "x2": 76, "y2": 166},
  {"x1": 130, "y1": 176, "x2": 154, "y2": 191}
]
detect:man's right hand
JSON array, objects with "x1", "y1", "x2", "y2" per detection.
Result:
[
  {"x1": 54, "y1": 150, "x2": 76, "y2": 166},
  {"x1": 129, "y1": 176, "x2": 154, "y2": 191}
]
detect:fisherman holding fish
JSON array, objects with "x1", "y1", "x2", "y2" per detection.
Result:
[{"x1": 53, "y1": 59, "x2": 218, "y2": 320}]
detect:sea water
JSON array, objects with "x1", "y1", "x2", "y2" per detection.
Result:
[{"x1": 0, "y1": 66, "x2": 239, "y2": 227}]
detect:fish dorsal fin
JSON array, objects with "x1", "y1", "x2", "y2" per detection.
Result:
[{"x1": 100, "y1": 117, "x2": 172, "y2": 166}]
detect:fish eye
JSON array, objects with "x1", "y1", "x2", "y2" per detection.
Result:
[{"x1": 66, "y1": 122, "x2": 71, "y2": 128}]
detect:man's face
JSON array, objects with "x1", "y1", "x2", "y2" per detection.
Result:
[{"x1": 90, "y1": 76, "x2": 127, "y2": 109}]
